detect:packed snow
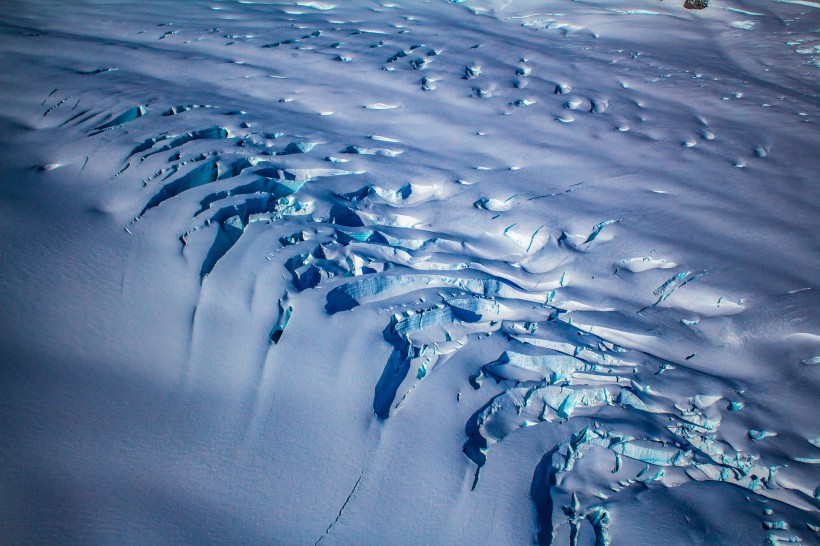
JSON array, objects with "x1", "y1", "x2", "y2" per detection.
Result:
[{"x1": 0, "y1": 0, "x2": 818, "y2": 544}]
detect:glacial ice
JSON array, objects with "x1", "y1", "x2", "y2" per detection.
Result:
[
  {"x1": 141, "y1": 161, "x2": 219, "y2": 216},
  {"x1": 326, "y1": 274, "x2": 548, "y2": 314},
  {"x1": 270, "y1": 295, "x2": 293, "y2": 344},
  {"x1": 131, "y1": 126, "x2": 230, "y2": 158},
  {"x1": 91, "y1": 105, "x2": 146, "y2": 133},
  {"x1": 482, "y1": 351, "x2": 593, "y2": 384},
  {"x1": 17, "y1": 1, "x2": 818, "y2": 542},
  {"x1": 639, "y1": 270, "x2": 707, "y2": 313}
]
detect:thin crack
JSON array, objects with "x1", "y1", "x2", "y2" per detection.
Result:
[{"x1": 315, "y1": 471, "x2": 364, "y2": 546}]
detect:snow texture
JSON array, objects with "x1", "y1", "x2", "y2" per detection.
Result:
[{"x1": 0, "y1": 0, "x2": 818, "y2": 544}]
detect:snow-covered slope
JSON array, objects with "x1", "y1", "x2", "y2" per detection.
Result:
[{"x1": 0, "y1": 0, "x2": 818, "y2": 544}]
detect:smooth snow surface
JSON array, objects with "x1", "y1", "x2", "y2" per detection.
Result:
[{"x1": 0, "y1": 0, "x2": 818, "y2": 544}]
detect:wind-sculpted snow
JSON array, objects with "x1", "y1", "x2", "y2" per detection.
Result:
[
  {"x1": 3, "y1": 0, "x2": 819, "y2": 543},
  {"x1": 102, "y1": 46, "x2": 816, "y2": 537},
  {"x1": 113, "y1": 85, "x2": 817, "y2": 537}
]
